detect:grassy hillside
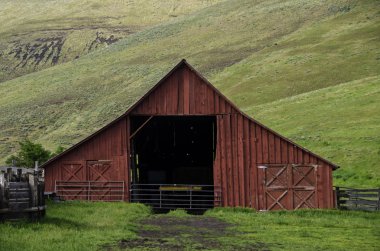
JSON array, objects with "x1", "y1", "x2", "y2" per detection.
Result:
[
  {"x1": 0, "y1": 0, "x2": 379, "y2": 187},
  {"x1": 0, "y1": 0, "x2": 220, "y2": 82},
  {"x1": 212, "y1": 1, "x2": 380, "y2": 107},
  {"x1": 247, "y1": 77, "x2": 380, "y2": 187}
]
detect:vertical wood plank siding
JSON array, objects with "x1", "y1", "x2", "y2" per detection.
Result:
[
  {"x1": 132, "y1": 65, "x2": 333, "y2": 209},
  {"x1": 44, "y1": 119, "x2": 129, "y2": 200},
  {"x1": 131, "y1": 67, "x2": 239, "y2": 115},
  {"x1": 213, "y1": 114, "x2": 334, "y2": 209},
  {"x1": 43, "y1": 62, "x2": 335, "y2": 209}
]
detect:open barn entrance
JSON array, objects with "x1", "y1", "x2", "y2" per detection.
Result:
[{"x1": 129, "y1": 116, "x2": 219, "y2": 210}]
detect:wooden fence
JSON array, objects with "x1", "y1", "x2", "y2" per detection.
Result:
[
  {"x1": 0, "y1": 167, "x2": 46, "y2": 220},
  {"x1": 335, "y1": 187, "x2": 380, "y2": 211}
]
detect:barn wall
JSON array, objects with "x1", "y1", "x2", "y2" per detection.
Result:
[
  {"x1": 43, "y1": 61, "x2": 335, "y2": 209},
  {"x1": 131, "y1": 63, "x2": 335, "y2": 209},
  {"x1": 44, "y1": 118, "x2": 129, "y2": 200},
  {"x1": 213, "y1": 114, "x2": 334, "y2": 209},
  {"x1": 131, "y1": 66, "x2": 239, "y2": 115}
]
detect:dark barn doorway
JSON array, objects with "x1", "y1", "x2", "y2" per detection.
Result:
[{"x1": 129, "y1": 116, "x2": 218, "y2": 210}]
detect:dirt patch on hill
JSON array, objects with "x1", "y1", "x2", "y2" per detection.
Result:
[{"x1": 102, "y1": 215, "x2": 269, "y2": 251}]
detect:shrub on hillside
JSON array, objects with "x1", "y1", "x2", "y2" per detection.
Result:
[{"x1": 5, "y1": 140, "x2": 64, "y2": 168}]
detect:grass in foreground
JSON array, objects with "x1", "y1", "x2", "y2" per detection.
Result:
[
  {"x1": 0, "y1": 201, "x2": 150, "y2": 251},
  {"x1": 206, "y1": 207, "x2": 380, "y2": 251},
  {"x1": 0, "y1": 202, "x2": 379, "y2": 251}
]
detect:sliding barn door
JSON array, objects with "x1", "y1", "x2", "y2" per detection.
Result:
[{"x1": 259, "y1": 164, "x2": 318, "y2": 210}]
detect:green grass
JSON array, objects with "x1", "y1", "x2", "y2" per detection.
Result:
[
  {"x1": 0, "y1": 0, "x2": 379, "y2": 187},
  {"x1": 1, "y1": 202, "x2": 379, "y2": 250},
  {"x1": 165, "y1": 208, "x2": 191, "y2": 218},
  {"x1": 212, "y1": 6, "x2": 380, "y2": 107},
  {"x1": 206, "y1": 207, "x2": 380, "y2": 251},
  {"x1": 0, "y1": 201, "x2": 151, "y2": 251},
  {"x1": 0, "y1": 0, "x2": 221, "y2": 82},
  {"x1": 246, "y1": 76, "x2": 380, "y2": 187}
]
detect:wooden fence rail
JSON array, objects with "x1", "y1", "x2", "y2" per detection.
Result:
[{"x1": 335, "y1": 187, "x2": 380, "y2": 211}]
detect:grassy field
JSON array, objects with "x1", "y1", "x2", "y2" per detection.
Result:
[
  {"x1": 0, "y1": 0, "x2": 221, "y2": 82},
  {"x1": 0, "y1": 0, "x2": 379, "y2": 187},
  {"x1": 0, "y1": 202, "x2": 151, "y2": 251},
  {"x1": 206, "y1": 207, "x2": 380, "y2": 250},
  {"x1": 249, "y1": 76, "x2": 380, "y2": 187},
  {"x1": 0, "y1": 202, "x2": 379, "y2": 250}
]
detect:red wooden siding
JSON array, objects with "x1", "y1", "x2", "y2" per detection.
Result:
[
  {"x1": 44, "y1": 118, "x2": 129, "y2": 200},
  {"x1": 43, "y1": 60, "x2": 336, "y2": 209},
  {"x1": 213, "y1": 114, "x2": 334, "y2": 209},
  {"x1": 132, "y1": 66, "x2": 238, "y2": 115}
]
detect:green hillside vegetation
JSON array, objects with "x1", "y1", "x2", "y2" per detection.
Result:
[
  {"x1": 0, "y1": 0, "x2": 379, "y2": 187},
  {"x1": 248, "y1": 77, "x2": 380, "y2": 187},
  {"x1": 0, "y1": 0, "x2": 221, "y2": 82}
]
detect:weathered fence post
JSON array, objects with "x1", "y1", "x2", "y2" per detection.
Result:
[
  {"x1": 0, "y1": 172, "x2": 4, "y2": 210},
  {"x1": 7, "y1": 168, "x2": 12, "y2": 181},
  {"x1": 335, "y1": 187, "x2": 340, "y2": 209}
]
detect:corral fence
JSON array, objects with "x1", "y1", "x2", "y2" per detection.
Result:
[
  {"x1": 55, "y1": 181, "x2": 125, "y2": 201},
  {"x1": 334, "y1": 187, "x2": 380, "y2": 211},
  {"x1": 130, "y1": 184, "x2": 221, "y2": 210}
]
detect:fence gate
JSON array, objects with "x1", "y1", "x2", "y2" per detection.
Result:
[
  {"x1": 60, "y1": 161, "x2": 86, "y2": 200},
  {"x1": 335, "y1": 187, "x2": 380, "y2": 211},
  {"x1": 130, "y1": 184, "x2": 221, "y2": 210},
  {"x1": 56, "y1": 161, "x2": 124, "y2": 201},
  {"x1": 259, "y1": 164, "x2": 318, "y2": 210}
]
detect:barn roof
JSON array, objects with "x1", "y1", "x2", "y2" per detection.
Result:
[{"x1": 41, "y1": 59, "x2": 339, "y2": 170}]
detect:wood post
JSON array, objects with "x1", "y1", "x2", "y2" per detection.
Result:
[
  {"x1": 0, "y1": 173, "x2": 4, "y2": 210},
  {"x1": 335, "y1": 186, "x2": 340, "y2": 209}
]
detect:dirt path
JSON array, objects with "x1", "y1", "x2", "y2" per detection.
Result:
[{"x1": 103, "y1": 215, "x2": 269, "y2": 251}]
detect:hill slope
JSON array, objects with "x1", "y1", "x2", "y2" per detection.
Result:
[
  {"x1": 0, "y1": 0, "x2": 220, "y2": 83},
  {"x1": 0, "y1": 0, "x2": 379, "y2": 187},
  {"x1": 249, "y1": 76, "x2": 380, "y2": 187}
]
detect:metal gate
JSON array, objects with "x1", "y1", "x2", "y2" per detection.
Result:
[
  {"x1": 259, "y1": 164, "x2": 318, "y2": 210},
  {"x1": 55, "y1": 181, "x2": 125, "y2": 201},
  {"x1": 130, "y1": 184, "x2": 221, "y2": 210},
  {"x1": 57, "y1": 161, "x2": 124, "y2": 201},
  {"x1": 60, "y1": 162, "x2": 87, "y2": 200}
]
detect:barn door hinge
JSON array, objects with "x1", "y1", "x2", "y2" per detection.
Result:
[{"x1": 258, "y1": 165, "x2": 267, "y2": 169}]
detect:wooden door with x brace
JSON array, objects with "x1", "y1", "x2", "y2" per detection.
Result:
[
  {"x1": 259, "y1": 164, "x2": 318, "y2": 210},
  {"x1": 59, "y1": 160, "x2": 117, "y2": 200},
  {"x1": 59, "y1": 161, "x2": 86, "y2": 200}
]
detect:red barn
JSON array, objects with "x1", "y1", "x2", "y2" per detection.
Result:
[{"x1": 42, "y1": 60, "x2": 338, "y2": 210}]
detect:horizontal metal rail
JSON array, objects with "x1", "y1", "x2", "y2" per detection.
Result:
[
  {"x1": 130, "y1": 184, "x2": 221, "y2": 210},
  {"x1": 55, "y1": 180, "x2": 125, "y2": 201}
]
